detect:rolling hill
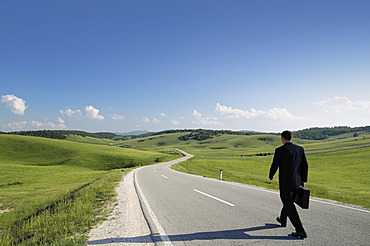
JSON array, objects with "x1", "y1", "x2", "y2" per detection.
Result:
[
  {"x1": 117, "y1": 129, "x2": 370, "y2": 156},
  {"x1": 0, "y1": 134, "x2": 180, "y2": 245}
]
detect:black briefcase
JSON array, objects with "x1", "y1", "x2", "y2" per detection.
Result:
[{"x1": 294, "y1": 186, "x2": 310, "y2": 209}]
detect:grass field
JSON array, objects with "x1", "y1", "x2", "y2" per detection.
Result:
[
  {"x1": 0, "y1": 134, "x2": 179, "y2": 245},
  {"x1": 118, "y1": 133, "x2": 313, "y2": 155},
  {"x1": 172, "y1": 145, "x2": 370, "y2": 209},
  {"x1": 65, "y1": 134, "x2": 117, "y2": 145},
  {"x1": 120, "y1": 131, "x2": 370, "y2": 155}
]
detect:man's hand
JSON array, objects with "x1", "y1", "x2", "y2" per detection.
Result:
[{"x1": 269, "y1": 176, "x2": 274, "y2": 181}]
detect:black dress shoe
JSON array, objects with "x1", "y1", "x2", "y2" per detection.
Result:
[
  {"x1": 276, "y1": 217, "x2": 286, "y2": 227},
  {"x1": 289, "y1": 232, "x2": 307, "y2": 239}
]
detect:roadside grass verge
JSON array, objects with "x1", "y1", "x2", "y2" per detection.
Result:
[
  {"x1": 172, "y1": 147, "x2": 370, "y2": 209},
  {"x1": 0, "y1": 170, "x2": 120, "y2": 245}
]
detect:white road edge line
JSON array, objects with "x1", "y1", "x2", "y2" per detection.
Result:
[
  {"x1": 311, "y1": 199, "x2": 370, "y2": 214},
  {"x1": 193, "y1": 189, "x2": 235, "y2": 207},
  {"x1": 161, "y1": 175, "x2": 169, "y2": 179},
  {"x1": 134, "y1": 170, "x2": 173, "y2": 246}
]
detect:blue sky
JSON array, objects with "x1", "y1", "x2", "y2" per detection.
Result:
[{"x1": 1, "y1": 0, "x2": 370, "y2": 133}]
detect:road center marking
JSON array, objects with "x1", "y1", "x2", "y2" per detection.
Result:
[
  {"x1": 193, "y1": 189, "x2": 235, "y2": 207},
  {"x1": 161, "y1": 175, "x2": 169, "y2": 179}
]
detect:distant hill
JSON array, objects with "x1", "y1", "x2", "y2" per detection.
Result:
[
  {"x1": 115, "y1": 130, "x2": 153, "y2": 136},
  {"x1": 2, "y1": 126, "x2": 370, "y2": 141},
  {"x1": 240, "y1": 130, "x2": 270, "y2": 134},
  {"x1": 294, "y1": 126, "x2": 370, "y2": 140}
]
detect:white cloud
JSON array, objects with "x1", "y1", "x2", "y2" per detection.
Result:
[
  {"x1": 265, "y1": 108, "x2": 294, "y2": 120},
  {"x1": 57, "y1": 117, "x2": 67, "y2": 128},
  {"x1": 160, "y1": 113, "x2": 167, "y2": 117},
  {"x1": 195, "y1": 117, "x2": 223, "y2": 127},
  {"x1": 215, "y1": 103, "x2": 293, "y2": 120},
  {"x1": 192, "y1": 109, "x2": 202, "y2": 117},
  {"x1": 192, "y1": 109, "x2": 223, "y2": 127},
  {"x1": 1, "y1": 118, "x2": 67, "y2": 130},
  {"x1": 111, "y1": 113, "x2": 124, "y2": 120},
  {"x1": 60, "y1": 106, "x2": 104, "y2": 120},
  {"x1": 84, "y1": 105, "x2": 104, "y2": 120},
  {"x1": 170, "y1": 119, "x2": 181, "y2": 125},
  {"x1": 142, "y1": 117, "x2": 160, "y2": 123},
  {"x1": 1, "y1": 94, "x2": 27, "y2": 115},
  {"x1": 312, "y1": 96, "x2": 370, "y2": 114},
  {"x1": 1, "y1": 121, "x2": 28, "y2": 130},
  {"x1": 59, "y1": 108, "x2": 82, "y2": 117},
  {"x1": 142, "y1": 117, "x2": 150, "y2": 123},
  {"x1": 31, "y1": 118, "x2": 67, "y2": 129}
]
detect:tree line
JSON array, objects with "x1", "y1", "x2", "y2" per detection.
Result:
[
  {"x1": 175, "y1": 129, "x2": 263, "y2": 141},
  {"x1": 294, "y1": 126, "x2": 370, "y2": 140}
]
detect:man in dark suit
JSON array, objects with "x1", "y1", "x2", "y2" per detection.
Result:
[{"x1": 269, "y1": 130, "x2": 308, "y2": 239}]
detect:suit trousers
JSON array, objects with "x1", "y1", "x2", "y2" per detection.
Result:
[{"x1": 279, "y1": 190, "x2": 306, "y2": 233}]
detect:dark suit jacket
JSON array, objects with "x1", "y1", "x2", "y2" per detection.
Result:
[{"x1": 269, "y1": 142, "x2": 308, "y2": 191}]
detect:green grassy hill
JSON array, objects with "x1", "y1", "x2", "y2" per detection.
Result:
[
  {"x1": 0, "y1": 134, "x2": 179, "y2": 245},
  {"x1": 118, "y1": 131, "x2": 370, "y2": 156},
  {"x1": 1, "y1": 134, "x2": 176, "y2": 170},
  {"x1": 118, "y1": 132, "x2": 284, "y2": 155}
]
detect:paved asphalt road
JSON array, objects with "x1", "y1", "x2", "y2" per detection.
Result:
[{"x1": 134, "y1": 151, "x2": 370, "y2": 246}]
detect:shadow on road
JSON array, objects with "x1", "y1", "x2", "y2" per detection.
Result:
[{"x1": 88, "y1": 223, "x2": 299, "y2": 244}]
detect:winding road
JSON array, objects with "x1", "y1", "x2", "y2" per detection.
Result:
[{"x1": 134, "y1": 150, "x2": 370, "y2": 246}]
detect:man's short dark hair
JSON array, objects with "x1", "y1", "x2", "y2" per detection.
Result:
[{"x1": 281, "y1": 130, "x2": 292, "y2": 141}]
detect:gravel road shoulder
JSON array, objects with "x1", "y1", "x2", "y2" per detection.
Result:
[{"x1": 87, "y1": 170, "x2": 154, "y2": 246}]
